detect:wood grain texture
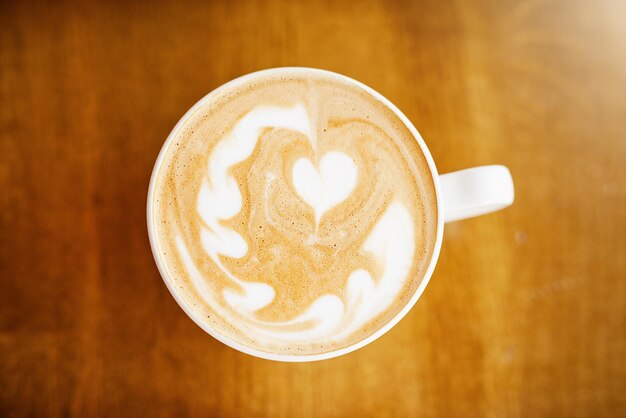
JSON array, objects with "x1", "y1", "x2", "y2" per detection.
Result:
[{"x1": 1, "y1": 0, "x2": 625, "y2": 416}]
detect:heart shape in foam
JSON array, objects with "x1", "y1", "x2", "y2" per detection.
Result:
[{"x1": 292, "y1": 151, "x2": 357, "y2": 223}]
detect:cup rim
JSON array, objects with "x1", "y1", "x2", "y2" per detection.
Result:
[{"x1": 146, "y1": 67, "x2": 444, "y2": 362}]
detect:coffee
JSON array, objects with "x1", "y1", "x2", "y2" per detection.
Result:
[{"x1": 151, "y1": 70, "x2": 438, "y2": 355}]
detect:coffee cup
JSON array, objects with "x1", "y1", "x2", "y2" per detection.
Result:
[{"x1": 147, "y1": 68, "x2": 514, "y2": 362}]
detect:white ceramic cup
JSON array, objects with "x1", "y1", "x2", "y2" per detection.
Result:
[{"x1": 147, "y1": 67, "x2": 514, "y2": 362}]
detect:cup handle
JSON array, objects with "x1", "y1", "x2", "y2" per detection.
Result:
[{"x1": 439, "y1": 165, "x2": 514, "y2": 223}]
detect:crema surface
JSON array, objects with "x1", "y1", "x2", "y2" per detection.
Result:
[{"x1": 152, "y1": 71, "x2": 438, "y2": 355}]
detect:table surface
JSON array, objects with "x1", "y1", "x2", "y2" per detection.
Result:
[{"x1": 1, "y1": 0, "x2": 625, "y2": 417}]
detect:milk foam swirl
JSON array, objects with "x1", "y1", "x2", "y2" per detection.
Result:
[
  {"x1": 153, "y1": 73, "x2": 437, "y2": 355},
  {"x1": 173, "y1": 103, "x2": 415, "y2": 346}
]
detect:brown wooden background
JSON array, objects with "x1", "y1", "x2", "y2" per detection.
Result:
[{"x1": 1, "y1": 0, "x2": 625, "y2": 416}]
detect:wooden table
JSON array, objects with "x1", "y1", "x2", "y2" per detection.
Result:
[{"x1": 1, "y1": 0, "x2": 625, "y2": 416}]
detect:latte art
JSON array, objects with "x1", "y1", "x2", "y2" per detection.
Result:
[
  {"x1": 293, "y1": 151, "x2": 358, "y2": 226},
  {"x1": 152, "y1": 71, "x2": 437, "y2": 355}
]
